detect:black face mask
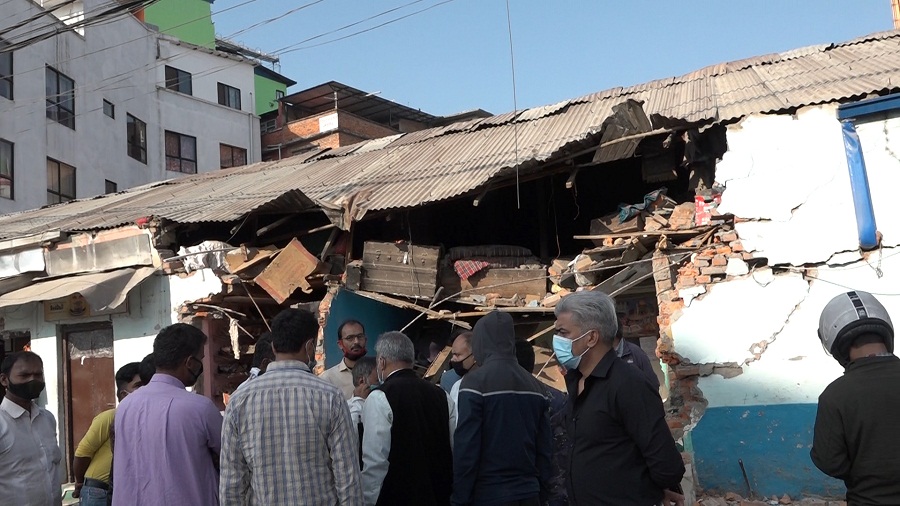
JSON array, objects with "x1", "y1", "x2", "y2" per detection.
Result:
[
  {"x1": 7, "y1": 380, "x2": 45, "y2": 400},
  {"x1": 450, "y1": 354, "x2": 472, "y2": 376},
  {"x1": 186, "y1": 357, "x2": 203, "y2": 387}
]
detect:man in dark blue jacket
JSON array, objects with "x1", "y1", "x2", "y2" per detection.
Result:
[{"x1": 452, "y1": 311, "x2": 553, "y2": 506}]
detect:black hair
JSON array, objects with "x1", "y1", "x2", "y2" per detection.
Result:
[
  {"x1": 352, "y1": 356, "x2": 377, "y2": 386},
  {"x1": 252, "y1": 332, "x2": 275, "y2": 368},
  {"x1": 153, "y1": 323, "x2": 206, "y2": 370},
  {"x1": 139, "y1": 353, "x2": 156, "y2": 384},
  {"x1": 115, "y1": 362, "x2": 141, "y2": 390},
  {"x1": 515, "y1": 340, "x2": 535, "y2": 374},
  {"x1": 0, "y1": 351, "x2": 41, "y2": 376},
  {"x1": 337, "y1": 319, "x2": 365, "y2": 341},
  {"x1": 271, "y1": 308, "x2": 319, "y2": 353}
]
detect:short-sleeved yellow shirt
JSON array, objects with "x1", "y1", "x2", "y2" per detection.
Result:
[{"x1": 74, "y1": 408, "x2": 114, "y2": 483}]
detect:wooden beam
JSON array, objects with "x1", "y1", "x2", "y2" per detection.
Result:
[
  {"x1": 565, "y1": 168, "x2": 579, "y2": 189},
  {"x1": 574, "y1": 226, "x2": 713, "y2": 240},
  {"x1": 256, "y1": 215, "x2": 294, "y2": 236},
  {"x1": 473, "y1": 187, "x2": 490, "y2": 207}
]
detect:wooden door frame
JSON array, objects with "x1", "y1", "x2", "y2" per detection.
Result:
[{"x1": 60, "y1": 321, "x2": 114, "y2": 482}]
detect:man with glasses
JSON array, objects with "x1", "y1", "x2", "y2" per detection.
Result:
[{"x1": 321, "y1": 319, "x2": 369, "y2": 399}]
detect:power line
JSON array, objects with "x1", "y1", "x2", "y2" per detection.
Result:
[
  {"x1": 504, "y1": 0, "x2": 521, "y2": 209},
  {"x1": 222, "y1": 0, "x2": 327, "y2": 40},
  {"x1": 276, "y1": 0, "x2": 456, "y2": 55},
  {"x1": 269, "y1": 0, "x2": 426, "y2": 54}
]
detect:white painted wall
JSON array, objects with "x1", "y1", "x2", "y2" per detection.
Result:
[
  {"x1": 675, "y1": 104, "x2": 900, "y2": 408},
  {"x1": 0, "y1": 269, "x2": 222, "y2": 457},
  {"x1": 0, "y1": 0, "x2": 260, "y2": 215}
]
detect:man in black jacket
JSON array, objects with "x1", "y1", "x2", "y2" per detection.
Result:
[
  {"x1": 452, "y1": 311, "x2": 553, "y2": 506},
  {"x1": 361, "y1": 331, "x2": 454, "y2": 506},
  {"x1": 553, "y1": 291, "x2": 684, "y2": 506},
  {"x1": 812, "y1": 290, "x2": 900, "y2": 505}
]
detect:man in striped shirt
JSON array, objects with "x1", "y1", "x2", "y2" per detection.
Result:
[{"x1": 220, "y1": 308, "x2": 363, "y2": 505}]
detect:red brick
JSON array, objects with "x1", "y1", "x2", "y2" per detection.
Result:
[
  {"x1": 742, "y1": 252, "x2": 754, "y2": 260},
  {"x1": 716, "y1": 245, "x2": 732, "y2": 255},
  {"x1": 677, "y1": 266, "x2": 700, "y2": 277},
  {"x1": 696, "y1": 275, "x2": 712, "y2": 284},
  {"x1": 730, "y1": 240, "x2": 744, "y2": 252},
  {"x1": 701, "y1": 266, "x2": 727, "y2": 276},
  {"x1": 675, "y1": 277, "x2": 695, "y2": 289},
  {"x1": 693, "y1": 258, "x2": 710, "y2": 268},
  {"x1": 720, "y1": 231, "x2": 738, "y2": 242},
  {"x1": 698, "y1": 248, "x2": 716, "y2": 258},
  {"x1": 711, "y1": 255, "x2": 727, "y2": 267},
  {"x1": 655, "y1": 279, "x2": 673, "y2": 293}
]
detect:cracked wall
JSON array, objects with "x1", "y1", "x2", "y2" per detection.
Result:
[{"x1": 660, "y1": 104, "x2": 900, "y2": 498}]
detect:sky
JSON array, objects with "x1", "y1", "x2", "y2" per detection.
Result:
[{"x1": 213, "y1": 0, "x2": 895, "y2": 117}]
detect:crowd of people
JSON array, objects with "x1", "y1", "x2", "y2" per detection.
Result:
[{"x1": 0, "y1": 289, "x2": 898, "y2": 505}]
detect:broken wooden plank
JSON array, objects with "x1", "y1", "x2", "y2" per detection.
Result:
[
  {"x1": 254, "y1": 238, "x2": 321, "y2": 304},
  {"x1": 424, "y1": 346, "x2": 452, "y2": 383},
  {"x1": 592, "y1": 253, "x2": 654, "y2": 294},
  {"x1": 441, "y1": 267, "x2": 547, "y2": 300},
  {"x1": 225, "y1": 246, "x2": 279, "y2": 277},
  {"x1": 574, "y1": 226, "x2": 713, "y2": 240},
  {"x1": 352, "y1": 290, "x2": 472, "y2": 329}
]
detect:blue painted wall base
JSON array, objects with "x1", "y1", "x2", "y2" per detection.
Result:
[{"x1": 692, "y1": 404, "x2": 844, "y2": 499}]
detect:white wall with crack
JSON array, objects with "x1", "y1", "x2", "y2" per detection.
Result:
[{"x1": 673, "y1": 104, "x2": 900, "y2": 497}]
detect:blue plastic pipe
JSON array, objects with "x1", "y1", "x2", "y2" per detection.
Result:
[{"x1": 840, "y1": 120, "x2": 879, "y2": 250}]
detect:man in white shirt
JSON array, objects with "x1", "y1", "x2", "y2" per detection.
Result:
[
  {"x1": 320, "y1": 320, "x2": 368, "y2": 399},
  {"x1": 361, "y1": 332, "x2": 455, "y2": 506},
  {"x1": 0, "y1": 351, "x2": 62, "y2": 506}
]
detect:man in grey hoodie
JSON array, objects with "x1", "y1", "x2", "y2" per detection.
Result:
[{"x1": 452, "y1": 311, "x2": 553, "y2": 506}]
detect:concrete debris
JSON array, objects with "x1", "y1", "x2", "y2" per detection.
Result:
[
  {"x1": 752, "y1": 266, "x2": 775, "y2": 286},
  {"x1": 726, "y1": 258, "x2": 750, "y2": 276}
]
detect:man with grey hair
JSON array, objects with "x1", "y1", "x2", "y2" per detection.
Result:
[
  {"x1": 361, "y1": 331, "x2": 455, "y2": 506},
  {"x1": 553, "y1": 291, "x2": 684, "y2": 506}
]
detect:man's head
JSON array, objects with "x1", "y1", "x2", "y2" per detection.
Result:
[
  {"x1": 252, "y1": 332, "x2": 275, "y2": 374},
  {"x1": 138, "y1": 353, "x2": 156, "y2": 385},
  {"x1": 819, "y1": 290, "x2": 894, "y2": 367},
  {"x1": 271, "y1": 308, "x2": 319, "y2": 367},
  {"x1": 115, "y1": 362, "x2": 142, "y2": 402},
  {"x1": 449, "y1": 331, "x2": 475, "y2": 377},
  {"x1": 553, "y1": 291, "x2": 618, "y2": 371},
  {"x1": 337, "y1": 320, "x2": 367, "y2": 363},
  {"x1": 153, "y1": 323, "x2": 207, "y2": 388},
  {"x1": 0, "y1": 351, "x2": 45, "y2": 403},
  {"x1": 374, "y1": 331, "x2": 415, "y2": 382},
  {"x1": 351, "y1": 356, "x2": 378, "y2": 398}
]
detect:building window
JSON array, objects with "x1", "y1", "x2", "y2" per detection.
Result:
[
  {"x1": 219, "y1": 144, "x2": 247, "y2": 169},
  {"x1": 0, "y1": 40, "x2": 12, "y2": 100},
  {"x1": 261, "y1": 118, "x2": 277, "y2": 133},
  {"x1": 217, "y1": 83, "x2": 241, "y2": 110},
  {"x1": 126, "y1": 114, "x2": 147, "y2": 164},
  {"x1": 47, "y1": 158, "x2": 75, "y2": 204},
  {"x1": 275, "y1": 89, "x2": 284, "y2": 101},
  {"x1": 164, "y1": 66, "x2": 192, "y2": 95},
  {"x1": 103, "y1": 99, "x2": 114, "y2": 118},
  {"x1": 46, "y1": 66, "x2": 75, "y2": 129},
  {"x1": 0, "y1": 140, "x2": 12, "y2": 200},
  {"x1": 105, "y1": 180, "x2": 117, "y2": 194},
  {"x1": 165, "y1": 131, "x2": 197, "y2": 174}
]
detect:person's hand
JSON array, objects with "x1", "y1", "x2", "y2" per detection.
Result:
[
  {"x1": 72, "y1": 483, "x2": 82, "y2": 498},
  {"x1": 353, "y1": 381, "x2": 372, "y2": 399},
  {"x1": 663, "y1": 488, "x2": 685, "y2": 506}
]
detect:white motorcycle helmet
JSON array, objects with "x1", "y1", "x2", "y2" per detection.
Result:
[{"x1": 818, "y1": 291, "x2": 894, "y2": 366}]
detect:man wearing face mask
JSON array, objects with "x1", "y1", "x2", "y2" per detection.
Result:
[
  {"x1": 321, "y1": 319, "x2": 369, "y2": 400},
  {"x1": 553, "y1": 292, "x2": 685, "y2": 506},
  {"x1": 220, "y1": 308, "x2": 363, "y2": 505},
  {"x1": 361, "y1": 331, "x2": 455, "y2": 506},
  {"x1": 0, "y1": 351, "x2": 62, "y2": 506},
  {"x1": 452, "y1": 312, "x2": 552, "y2": 506},
  {"x1": 446, "y1": 331, "x2": 474, "y2": 427},
  {"x1": 113, "y1": 323, "x2": 223, "y2": 506}
]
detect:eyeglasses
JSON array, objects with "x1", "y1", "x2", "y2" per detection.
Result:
[{"x1": 341, "y1": 333, "x2": 366, "y2": 343}]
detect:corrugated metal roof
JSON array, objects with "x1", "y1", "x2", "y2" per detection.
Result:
[{"x1": 2, "y1": 29, "x2": 900, "y2": 239}]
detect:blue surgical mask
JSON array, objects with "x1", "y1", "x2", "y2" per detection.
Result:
[{"x1": 553, "y1": 331, "x2": 590, "y2": 370}]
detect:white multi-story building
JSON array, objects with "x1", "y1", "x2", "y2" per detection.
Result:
[{"x1": 0, "y1": 0, "x2": 261, "y2": 214}]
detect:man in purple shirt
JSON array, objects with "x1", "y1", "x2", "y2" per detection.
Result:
[{"x1": 113, "y1": 323, "x2": 222, "y2": 506}]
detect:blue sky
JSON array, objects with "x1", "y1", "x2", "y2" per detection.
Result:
[{"x1": 213, "y1": 0, "x2": 894, "y2": 117}]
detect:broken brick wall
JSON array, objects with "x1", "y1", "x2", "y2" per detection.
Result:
[{"x1": 657, "y1": 104, "x2": 900, "y2": 498}]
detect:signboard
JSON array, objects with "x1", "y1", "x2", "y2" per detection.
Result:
[
  {"x1": 43, "y1": 293, "x2": 127, "y2": 321},
  {"x1": 318, "y1": 113, "x2": 339, "y2": 133}
]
